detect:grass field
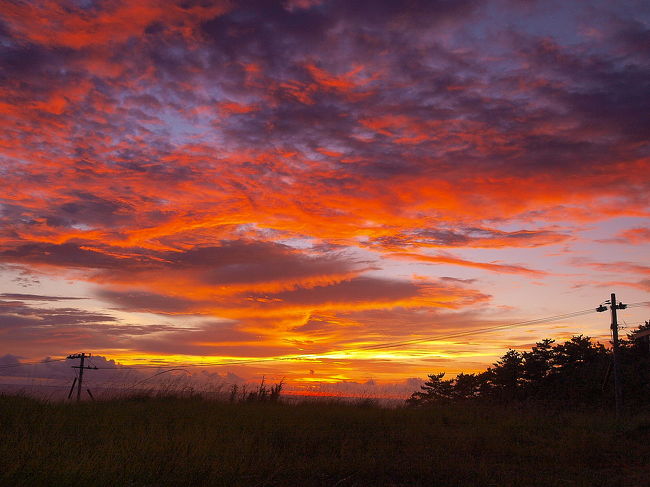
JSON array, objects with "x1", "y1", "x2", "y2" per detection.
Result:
[{"x1": 1, "y1": 394, "x2": 649, "y2": 486}]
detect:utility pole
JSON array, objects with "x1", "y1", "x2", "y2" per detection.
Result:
[
  {"x1": 597, "y1": 293, "x2": 626, "y2": 418},
  {"x1": 67, "y1": 353, "x2": 97, "y2": 401}
]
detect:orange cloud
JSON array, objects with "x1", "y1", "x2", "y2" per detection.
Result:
[
  {"x1": 218, "y1": 101, "x2": 259, "y2": 115},
  {"x1": 387, "y1": 252, "x2": 548, "y2": 276},
  {"x1": 1, "y1": 0, "x2": 229, "y2": 49},
  {"x1": 618, "y1": 227, "x2": 650, "y2": 244}
]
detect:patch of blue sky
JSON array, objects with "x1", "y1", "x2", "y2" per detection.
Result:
[{"x1": 156, "y1": 108, "x2": 222, "y2": 147}]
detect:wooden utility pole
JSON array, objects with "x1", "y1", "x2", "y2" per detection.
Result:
[
  {"x1": 67, "y1": 353, "x2": 97, "y2": 401},
  {"x1": 597, "y1": 293, "x2": 626, "y2": 418},
  {"x1": 610, "y1": 293, "x2": 623, "y2": 417}
]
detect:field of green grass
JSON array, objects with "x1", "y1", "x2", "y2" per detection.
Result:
[{"x1": 1, "y1": 394, "x2": 649, "y2": 486}]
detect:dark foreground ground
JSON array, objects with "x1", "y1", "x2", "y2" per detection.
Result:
[{"x1": 1, "y1": 394, "x2": 649, "y2": 487}]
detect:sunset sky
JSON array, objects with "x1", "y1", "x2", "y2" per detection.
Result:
[{"x1": 1, "y1": 0, "x2": 649, "y2": 394}]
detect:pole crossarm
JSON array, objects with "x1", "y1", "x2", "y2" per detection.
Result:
[{"x1": 67, "y1": 353, "x2": 89, "y2": 359}]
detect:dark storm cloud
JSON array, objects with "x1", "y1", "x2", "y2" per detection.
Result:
[
  {"x1": 0, "y1": 243, "x2": 141, "y2": 269},
  {"x1": 169, "y1": 241, "x2": 367, "y2": 285},
  {"x1": 513, "y1": 34, "x2": 650, "y2": 143},
  {"x1": 367, "y1": 227, "x2": 570, "y2": 250},
  {"x1": 199, "y1": 0, "x2": 479, "y2": 64},
  {"x1": 615, "y1": 18, "x2": 650, "y2": 58},
  {"x1": 49, "y1": 191, "x2": 135, "y2": 228},
  {"x1": 265, "y1": 276, "x2": 420, "y2": 307},
  {"x1": 0, "y1": 240, "x2": 367, "y2": 288}
]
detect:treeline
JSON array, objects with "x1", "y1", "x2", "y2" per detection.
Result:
[{"x1": 407, "y1": 322, "x2": 650, "y2": 408}]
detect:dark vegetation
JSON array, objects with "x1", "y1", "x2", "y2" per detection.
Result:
[
  {"x1": 229, "y1": 376, "x2": 284, "y2": 403},
  {"x1": 1, "y1": 394, "x2": 649, "y2": 486},
  {"x1": 408, "y1": 325, "x2": 650, "y2": 409},
  {"x1": 1, "y1": 326, "x2": 648, "y2": 486}
]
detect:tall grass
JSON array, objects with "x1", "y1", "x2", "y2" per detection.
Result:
[{"x1": 1, "y1": 393, "x2": 648, "y2": 486}]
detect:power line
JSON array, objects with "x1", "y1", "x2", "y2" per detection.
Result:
[
  {"x1": 351, "y1": 308, "x2": 598, "y2": 352},
  {"x1": 125, "y1": 368, "x2": 190, "y2": 390}
]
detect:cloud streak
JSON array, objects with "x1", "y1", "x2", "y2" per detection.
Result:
[{"x1": 387, "y1": 252, "x2": 548, "y2": 276}]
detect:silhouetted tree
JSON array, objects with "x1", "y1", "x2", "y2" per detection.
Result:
[
  {"x1": 520, "y1": 339, "x2": 555, "y2": 398},
  {"x1": 553, "y1": 335, "x2": 606, "y2": 372},
  {"x1": 522, "y1": 339, "x2": 555, "y2": 382},
  {"x1": 452, "y1": 373, "x2": 482, "y2": 400},
  {"x1": 407, "y1": 329, "x2": 649, "y2": 409},
  {"x1": 406, "y1": 373, "x2": 455, "y2": 406},
  {"x1": 619, "y1": 321, "x2": 650, "y2": 407},
  {"x1": 485, "y1": 349, "x2": 523, "y2": 400}
]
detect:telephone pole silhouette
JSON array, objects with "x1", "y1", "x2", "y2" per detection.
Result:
[
  {"x1": 67, "y1": 353, "x2": 97, "y2": 401},
  {"x1": 597, "y1": 293, "x2": 627, "y2": 418}
]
